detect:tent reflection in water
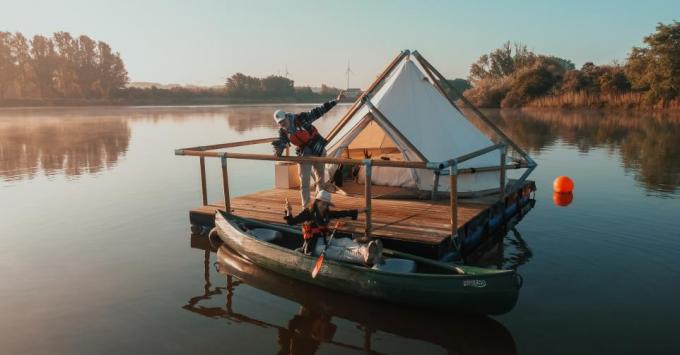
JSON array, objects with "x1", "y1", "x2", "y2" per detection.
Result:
[{"x1": 325, "y1": 50, "x2": 533, "y2": 196}]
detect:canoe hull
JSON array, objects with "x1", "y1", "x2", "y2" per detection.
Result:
[{"x1": 215, "y1": 212, "x2": 520, "y2": 315}]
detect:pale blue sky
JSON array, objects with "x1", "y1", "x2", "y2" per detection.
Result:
[{"x1": 1, "y1": 0, "x2": 678, "y2": 88}]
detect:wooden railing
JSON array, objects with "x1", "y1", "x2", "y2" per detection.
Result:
[{"x1": 175, "y1": 139, "x2": 520, "y2": 239}]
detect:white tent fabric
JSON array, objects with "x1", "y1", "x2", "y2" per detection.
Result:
[{"x1": 326, "y1": 57, "x2": 502, "y2": 193}]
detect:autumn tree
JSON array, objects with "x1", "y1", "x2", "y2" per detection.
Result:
[
  {"x1": 626, "y1": 21, "x2": 680, "y2": 104},
  {"x1": 97, "y1": 41, "x2": 128, "y2": 98},
  {"x1": 469, "y1": 42, "x2": 537, "y2": 81},
  {"x1": 0, "y1": 32, "x2": 129, "y2": 100},
  {"x1": 53, "y1": 32, "x2": 79, "y2": 97},
  {"x1": 466, "y1": 42, "x2": 574, "y2": 107},
  {"x1": 225, "y1": 73, "x2": 262, "y2": 97},
  {"x1": 261, "y1": 75, "x2": 294, "y2": 97},
  {"x1": 75, "y1": 35, "x2": 99, "y2": 98},
  {"x1": 10, "y1": 33, "x2": 33, "y2": 98},
  {"x1": 30, "y1": 35, "x2": 57, "y2": 98},
  {"x1": 0, "y1": 32, "x2": 15, "y2": 99}
]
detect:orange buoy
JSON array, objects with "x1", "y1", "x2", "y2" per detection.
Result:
[
  {"x1": 553, "y1": 176, "x2": 574, "y2": 193},
  {"x1": 553, "y1": 192, "x2": 573, "y2": 207}
]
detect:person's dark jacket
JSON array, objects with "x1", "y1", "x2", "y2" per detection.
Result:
[{"x1": 273, "y1": 100, "x2": 337, "y2": 157}]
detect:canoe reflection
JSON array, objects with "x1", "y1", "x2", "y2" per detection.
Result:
[{"x1": 182, "y1": 246, "x2": 516, "y2": 355}]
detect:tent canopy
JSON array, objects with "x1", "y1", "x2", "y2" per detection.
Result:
[{"x1": 325, "y1": 52, "x2": 521, "y2": 193}]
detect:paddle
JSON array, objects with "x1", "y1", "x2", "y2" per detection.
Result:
[{"x1": 311, "y1": 220, "x2": 344, "y2": 279}]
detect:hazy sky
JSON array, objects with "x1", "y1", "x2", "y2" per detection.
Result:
[{"x1": 1, "y1": 0, "x2": 678, "y2": 88}]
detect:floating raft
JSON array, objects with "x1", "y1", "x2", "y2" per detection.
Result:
[
  {"x1": 180, "y1": 49, "x2": 539, "y2": 259},
  {"x1": 190, "y1": 180, "x2": 535, "y2": 258}
]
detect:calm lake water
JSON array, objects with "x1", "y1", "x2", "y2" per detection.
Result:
[{"x1": 1, "y1": 105, "x2": 679, "y2": 354}]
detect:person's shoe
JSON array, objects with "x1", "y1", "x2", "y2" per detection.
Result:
[{"x1": 366, "y1": 239, "x2": 383, "y2": 265}]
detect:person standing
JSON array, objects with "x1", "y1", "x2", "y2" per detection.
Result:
[{"x1": 272, "y1": 92, "x2": 343, "y2": 207}]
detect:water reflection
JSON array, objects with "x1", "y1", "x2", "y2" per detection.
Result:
[
  {"x1": 0, "y1": 105, "x2": 346, "y2": 181},
  {"x1": 0, "y1": 114, "x2": 130, "y2": 181},
  {"x1": 183, "y1": 242, "x2": 517, "y2": 355},
  {"x1": 463, "y1": 200, "x2": 535, "y2": 270},
  {"x1": 484, "y1": 109, "x2": 680, "y2": 196}
]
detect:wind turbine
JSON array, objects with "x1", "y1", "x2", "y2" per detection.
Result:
[
  {"x1": 345, "y1": 59, "x2": 353, "y2": 90},
  {"x1": 284, "y1": 66, "x2": 290, "y2": 78}
]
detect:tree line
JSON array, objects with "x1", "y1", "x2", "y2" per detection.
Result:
[
  {"x1": 461, "y1": 21, "x2": 680, "y2": 109},
  {"x1": 112, "y1": 75, "x2": 341, "y2": 104},
  {"x1": 224, "y1": 72, "x2": 340, "y2": 99},
  {"x1": 0, "y1": 32, "x2": 128, "y2": 100}
]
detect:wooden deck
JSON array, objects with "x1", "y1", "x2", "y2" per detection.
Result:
[
  {"x1": 190, "y1": 181, "x2": 536, "y2": 258},
  {"x1": 192, "y1": 188, "x2": 489, "y2": 244}
]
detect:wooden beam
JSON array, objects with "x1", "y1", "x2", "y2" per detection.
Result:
[
  {"x1": 199, "y1": 156, "x2": 208, "y2": 206},
  {"x1": 364, "y1": 161, "x2": 372, "y2": 238},
  {"x1": 181, "y1": 137, "x2": 277, "y2": 152},
  {"x1": 221, "y1": 156, "x2": 231, "y2": 212},
  {"x1": 326, "y1": 50, "x2": 410, "y2": 142},
  {"x1": 500, "y1": 146, "x2": 507, "y2": 199},
  {"x1": 180, "y1": 150, "x2": 430, "y2": 169},
  {"x1": 450, "y1": 168, "x2": 458, "y2": 238},
  {"x1": 182, "y1": 147, "x2": 525, "y2": 173}
]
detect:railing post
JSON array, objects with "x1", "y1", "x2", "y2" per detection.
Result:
[
  {"x1": 221, "y1": 155, "x2": 231, "y2": 212},
  {"x1": 499, "y1": 144, "x2": 507, "y2": 200},
  {"x1": 364, "y1": 159, "x2": 372, "y2": 239},
  {"x1": 199, "y1": 156, "x2": 208, "y2": 206},
  {"x1": 431, "y1": 170, "x2": 440, "y2": 201},
  {"x1": 449, "y1": 164, "x2": 458, "y2": 239}
]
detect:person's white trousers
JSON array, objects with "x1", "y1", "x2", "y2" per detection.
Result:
[{"x1": 298, "y1": 149, "x2": 326, "y2": 207}]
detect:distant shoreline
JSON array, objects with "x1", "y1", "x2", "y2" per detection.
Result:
[
  {"x1": 2, "y1": 97, "x2": 679, "y2": 111},
  {"x1": 0, "y1": 97, "x2": 341, "y2": 108}
]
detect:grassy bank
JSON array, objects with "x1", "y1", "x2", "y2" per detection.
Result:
[{"x1": 523, "y1": 92, "x2": 680, "y2": 110}]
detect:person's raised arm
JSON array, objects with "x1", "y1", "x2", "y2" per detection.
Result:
[
  {"x1": 284, "y1": 208, "x2": 311, "y2": 225},
  {"x1": 299, "y1": 93, "x2": 342, "y2": 125}
]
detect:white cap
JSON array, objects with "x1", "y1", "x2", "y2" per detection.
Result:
[
  {"x1": 315, "y1": 190, "x2": 334, "y2": 206},
  {"x1": 274, "y1": 109, "x2": 287, "y2": 123}
]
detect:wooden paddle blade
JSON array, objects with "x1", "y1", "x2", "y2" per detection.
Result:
[{"x1": 311, "y1": 254, "x2": 325, "y2": 278}]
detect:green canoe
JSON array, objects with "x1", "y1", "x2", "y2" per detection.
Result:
[{"x1": 212, "y1": 210, "x2": 522, "y2": 315}]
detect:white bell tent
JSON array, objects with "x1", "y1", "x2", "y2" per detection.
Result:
[{"x1": 325, "y1": 50, "x2": 534, "y2": 195}]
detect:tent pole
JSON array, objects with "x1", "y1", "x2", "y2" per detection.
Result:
[
  {"x1": 364, "y1": 159, "x2": 372, "y2": 239},
  {"x1": 363, "y1": 96, "x2": 428, "y2": 162},
  {"x1": 449, "y1": 165, "x2": 458, "y2": 243},
  {"x1": 326, "y1": 50, "x2": 410, "y2": 142},
  {"x1": 199, "y1": 156, "x2": 208, "y2": 206},
  {"x1": 500, "y1": 145, "x2": 507, "y2": 199},
  {"x1": 412, "y1": 51, "x2": 534, "y2": 165},
  {"x1": 413, "y1": 54, "x2": 463, "y2": 114}
]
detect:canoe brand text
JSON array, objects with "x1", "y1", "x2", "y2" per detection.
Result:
[{"x1": 463, "y1": 279, "x2": 487, "y2": 288}]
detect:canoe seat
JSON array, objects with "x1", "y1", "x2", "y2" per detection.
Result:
[
  {"x1": 372, "y1": 258, "x2": 416, "y2": 273},
  {"x1": 248, "y1": 228, "x2": 283, "y2": 243}
]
